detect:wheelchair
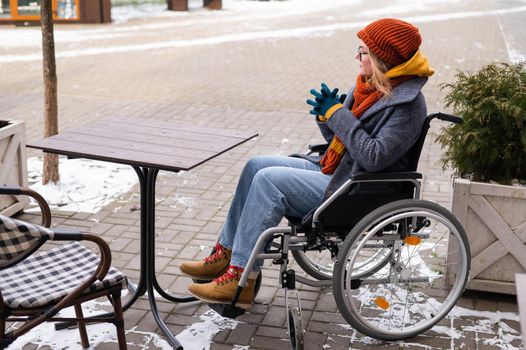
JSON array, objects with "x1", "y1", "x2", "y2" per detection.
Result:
[{"x1": 208, "y1": 112, "x2": 471, "y2": 349}]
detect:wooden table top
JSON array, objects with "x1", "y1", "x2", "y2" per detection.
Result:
[{"x1": 27, "y1": 117, "x2": 258, "y2": 172}]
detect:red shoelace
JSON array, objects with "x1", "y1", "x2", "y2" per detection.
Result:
[
  {"x1": 204, "y1": 243, "x2": 227, "y2": 264},
  {"x1": 214, "y1": 265, "x2": 244, "y2": 285}
]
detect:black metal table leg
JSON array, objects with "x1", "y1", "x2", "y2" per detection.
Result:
[
  {"x1": 144, "y1": 168, "x2": 184, "y2": 350},
  {"x1": 124, "y1": 167, "x2": 149, "y2": 299}
]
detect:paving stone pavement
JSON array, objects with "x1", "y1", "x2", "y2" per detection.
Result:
[{"x1": 1, "y1": 0, "x2": 525, "y2": 349}]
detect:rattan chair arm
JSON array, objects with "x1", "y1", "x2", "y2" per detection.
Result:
[{"x1": 81, "y1": 233, "x2": 112, "y2": 281}]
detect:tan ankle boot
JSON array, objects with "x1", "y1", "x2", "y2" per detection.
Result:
[
  {"x1": 180, "y1": 243, "x2": 231, "y2": 280},
  {"x1": 187, "y1": 266, "x2": 259, "y2": 309}
]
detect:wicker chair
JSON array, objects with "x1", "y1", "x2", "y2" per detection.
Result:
[{"x1": 0, "y1": 187, "x2": 128, "y2": 349}]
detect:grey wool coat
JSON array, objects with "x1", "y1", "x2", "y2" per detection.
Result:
[{"x1": 300, "y1": 77, "x2": 428, "y2": 199}]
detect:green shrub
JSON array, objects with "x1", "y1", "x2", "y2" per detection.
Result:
[{"x1": 437, "y1": 62, "x2": 526, "y2": 185}]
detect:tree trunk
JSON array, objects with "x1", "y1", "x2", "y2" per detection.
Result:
[{"x1": 41, "y1": 0, "x2": 59, "y2": 185}]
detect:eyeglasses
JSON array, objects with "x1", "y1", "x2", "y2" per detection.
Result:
[{"x1": 357, "y1": 46, "x2": 369, "y2": 62}]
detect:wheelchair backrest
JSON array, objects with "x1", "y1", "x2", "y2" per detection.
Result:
[
  {"x1": 404, "y1": 115, "x2": 432, "y2": 171},
  {"x1": 403, "y1": 112, "x2": 463, "y2": 171}
]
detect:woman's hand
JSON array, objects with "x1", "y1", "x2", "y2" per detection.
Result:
[{"x1": 307, "y1": 83, "x2": 340, "y2": 117}]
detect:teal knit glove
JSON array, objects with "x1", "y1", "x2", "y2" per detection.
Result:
[{"x1": 307, "y1": 83, "x2": 340, "y2": 117}]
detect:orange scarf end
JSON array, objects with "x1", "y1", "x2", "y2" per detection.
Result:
[{"x1": 320, "y1": 138, "x2": 346, "y2": 174}]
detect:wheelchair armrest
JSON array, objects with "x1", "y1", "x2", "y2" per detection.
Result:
[
  {"x1": 0, "y1": 186, "x2": 51, "y2": 227},
  {"x1": 307, "y1": 143, "x2": 329, "y2": 155},
  {"x1": 352, "y1": 171, "x2": 423, "y2": 181}
]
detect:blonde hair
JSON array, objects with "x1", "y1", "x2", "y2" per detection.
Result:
[{"x1": 368, "y1": 51, "x2": 393, "y2": 97}]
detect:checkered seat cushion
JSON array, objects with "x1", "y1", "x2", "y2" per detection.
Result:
[{"x1": 0, "y1": 241, "x2": 126, "y2": 308}]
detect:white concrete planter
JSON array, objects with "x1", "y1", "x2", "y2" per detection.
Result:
[
  {"x1": 0, "y1": 120, "x2": 29, "y2": 216},
  {"x1": 448, "y1": 178, "x2": 526, "y2": 295}
]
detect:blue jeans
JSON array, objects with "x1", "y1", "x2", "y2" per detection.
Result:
[{"x1": 218, "y1": 155, "x2": 331, "y2": 271}]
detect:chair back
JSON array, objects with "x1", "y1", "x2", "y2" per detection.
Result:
[{"x1": 0, "y1": 215, "x2": 52, "y2": 269}]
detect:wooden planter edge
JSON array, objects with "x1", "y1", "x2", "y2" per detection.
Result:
[
  {"x1": 0, "y1": 120, "x2": 29, "y2": 216},
  {"x1": 452, "y1": 178, "x2": 526, "y2": 295}
]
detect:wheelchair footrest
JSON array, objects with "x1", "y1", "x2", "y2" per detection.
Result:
[{"x1": 208, "y1": 303, "x2": 246, "y2": 319}]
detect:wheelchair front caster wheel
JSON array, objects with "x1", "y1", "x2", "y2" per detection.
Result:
[{"x1": 287, "y1": 307, "x2": 304, "y2": 350}]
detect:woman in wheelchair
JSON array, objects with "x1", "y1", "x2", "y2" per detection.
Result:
[{"x1": 179, "y1": 18, "x2": 435, "y2": 309}]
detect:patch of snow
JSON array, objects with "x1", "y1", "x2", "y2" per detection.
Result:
[
  {"x1": 3, "y1": 2, "x2": 526, "y2": 63},
  {"x1": 27, "y1": 156, "x2": 137, "y2": 213},
  {"x1": 448, "y1": 305, "x2": 520, "y2": 323},
  {"x1": 112, "y1": 2, "x2": 167, "y2": 23},
  {"x1": 7, "y1": 292, "x2": 173, "y2": 350},
  {"x1": 176, "y1": 309, "x2": 239, "y2": 350},
  {"x1": 223, "y1": 0, "x2": 360, "y2": 18},
  {"x1": 0, "y1": 28, "x2": 129, "y2": 48},
  {"x1": 507, "y1": 45, "x2": 526, "y2": 63},
  {"x1": 495, "y1": 14, "x2": 526, "y2": 64},
  {"x1": 430, "y1": 325, "x2": 462, "y2": 339},
  {"x1": 357, "y1": 0, "x2": 462, "y2": 17},
  {"x1": 170, "y1": 194, "x2": 195, "y2": 211},
  {"x1": 336, "y1": 299, "x2": 520, "y2": 350}
]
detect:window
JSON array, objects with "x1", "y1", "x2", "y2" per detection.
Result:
[{"x1": 0, "y1": 0, "x2": 11, "y2": 17}]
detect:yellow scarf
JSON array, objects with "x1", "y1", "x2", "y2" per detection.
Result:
[{"x1": 318, "y1": 50, "x2": 434, "y2": 175}]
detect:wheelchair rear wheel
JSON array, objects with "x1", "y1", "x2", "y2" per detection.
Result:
[{"x1": 333, "y1": 199, "x2": 470, "y2": 340}]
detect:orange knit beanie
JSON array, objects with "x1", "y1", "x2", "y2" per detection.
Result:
[{"x1": 357, "y1": 18, "x2": 422, "y2": 66}]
